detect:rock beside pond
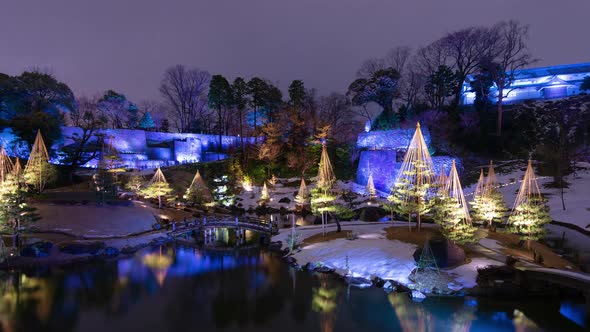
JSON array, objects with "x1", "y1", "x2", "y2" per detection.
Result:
[
  {"x1": 383, "y1": 281, "x2": 397, "y2": 293},
  {"x1": 346, "y1": 276, "x2": 373, "y2": 288},
  {"x1": 304, "y1": 262, "x2": 335, "y2": 273},
  {"x1": 20, "y1": 242, "x2": 53, "y2": 258},
  {"x1": 60, "y1": 242, "x2": 105, "y2": 255},
  {"x1": 411, "y1": 290, "x2": 426, "y2": 301},
  {"x1": 278, "y1": 197, "x2": 291, "y2": 203}
]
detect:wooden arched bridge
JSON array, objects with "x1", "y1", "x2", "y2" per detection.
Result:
[
  {"x1": 518, "y1": 267, "x2": 590, "y2": 317},
  {"x1": 168, "y1": 216, "x2": 278, "y2": 238}
]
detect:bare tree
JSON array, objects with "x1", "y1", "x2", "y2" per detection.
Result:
[
  {"x1": 414, "y1": 39, "x2": 449, "y2": 78},
  {"x1": 356, "y1": 57, "x2": 385, "y2": 79},
  {"x1": 490, "y1": 20, "x2": 536, "y2": 136},
  {"x1": 159, "y1": 65, "x2": 211, "y2": 133},
  {"x1": 317, "y1": 93, "x2": 361, "y2": 144},
  {"x1": 384, "y1": 46, "x2": 412, "y2": 74},
  {"x1": 441, "y1": 26, "x2": 499, "y2": 108}
]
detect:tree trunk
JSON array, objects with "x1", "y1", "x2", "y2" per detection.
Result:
[
  {"x1": 158, "y1": 195, "x2": 162, "y2": 209},
  {"x1": 496, "y1": 86, "x2": 504, "y2": 136}
]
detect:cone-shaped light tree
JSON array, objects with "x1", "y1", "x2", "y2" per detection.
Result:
[
  {"x1": 388, "y1": 123, "x2": 436, "y2": 231},
  {"x1": 24, "y1": 130, "x2": 56, "y2": 193},
  {"x1": 260, "y1": 182, "x2": 270, "y2": 202},
  {"x1": 12, "y1": 158, "x2": 22, "y2": 180},
  {"x1": 507, "y1": 160, "x2": 551, "y2": 242},
  {"x1": 295, "y1": 178, "x2": 309, "y2": 206},
  {"x1": 434, "y1": 160, "x2": 477, "y2": 244},
  {"x1": 472, "y1": 161, "x2": 507, "y2": 226},
  {"x1": 0, "y1": 147, "x2": 14, "y2": 183},
  {"x1": 183, "y1": 169, "x2": 213, "y2": 206},
  {"x1": 141, "y1": 167, "x2": 174, "y2": 209},
  {"x1": 366, "y1": 173, "x2": 377, "y2": 200},
  {"x1": 0, "y1": 151, "x2": 37, "y2": 239},
  {"x1": 311, "y1": 142, "x2": 337, "y2": 235}
]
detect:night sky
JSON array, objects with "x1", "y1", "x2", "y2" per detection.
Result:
[{"x1": 1, "y1": 0, "x2": 589, "y2": 101}]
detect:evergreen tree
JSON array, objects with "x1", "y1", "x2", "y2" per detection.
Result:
[
  {"x1": 141, "y1": 168, "x2": 174, "y2": 209},
  {"x1": 183, "y1": 169, "x2": 213, "y2": 206},
  {"x1": 366, "y1": 173, "x2": 377, "y2": 200},
  {"x1": 125, "y1": 170, "x2": 144, "y2": 194},
  {"x1": 138, "y1": 112, "x2": 156, "y2": 131},
  {"x1": 433, "y1": 160, "x2": 477, "y2": 244},
  {"x1": 507, "y1": 160, "x2": 551, "y2": 242},
  {"x1": 295, "y1": 178, "x2": 310, "y2": 206},
  {"x1": 471, "y1": 162, "x2": 507, "y2": 226},
  {"x1": 24, "y1": 130, "x2": 57, "y2": 194},
  {"x1": 0, "y1": 173, "x2": 38, "y2": 238},
  {"x1": 260, "y1": 182, "x2": 270, "y2": 202},
  {"x1": 388, "y1": 123, "x2": 436, "y2": 230},
  {"x1": 311, "y1": 142, "x2": 338, "y2": 234}
]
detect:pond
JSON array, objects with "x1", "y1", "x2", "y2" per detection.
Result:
[{"x1": 0, "y1": 244, "x2": 587, "y2": 332}]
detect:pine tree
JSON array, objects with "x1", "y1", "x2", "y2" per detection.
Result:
[
  {"x1": 125, "y1": 170, "x2": 144, "y2": 194},
  {"x1": 471, "y1": 162, "x2": 507, "y2": 226},
  {"x1": 183, "y1": 169, "x2": 212, "y2": 206},
  {"x1": 0, "y1": 173, "x2": 38, "y2": 236},
  {"x1": 433, "y1": 160, "x2": 477, "y2": 244},
  {"x1": 295, "y1": 178, "x2": 309, "y2": 206},
  {"x1": 141, "y1": 167, "x2": 174, "y2": 209},
  {"x1": 24, "y1": 130, "x2": 57, "y2": 193},
  {"x1": 138, "y1": 112, "x2": 156, "y2": 131},
  {"x1": 389, "y1": 123, "x2": 436, "y2": 231},
  {"x1": 311, "y1": 142, "x2": 337, "y2": 235},
  {"x1": 366, "y1": 173, "x2": 377, "y2": 200},
  {"x1": 260, "y1": 182, "x2": 270, "y2": 202},
  {"x1": 507, "y1": 160, "x2": 551, "y2": 242},
  {"x1": 94, "y1": 137, "x2": 124, "y2": 203}
]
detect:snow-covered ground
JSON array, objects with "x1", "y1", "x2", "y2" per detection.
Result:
[
  {"x1": 276, "y1": 223, "x2": 498, "y2": 289},
  {"x1": 464, "y1": 161, "x2": 590, "y2": 230}
]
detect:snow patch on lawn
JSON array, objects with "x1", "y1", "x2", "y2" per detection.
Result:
[{"x1": 294, "y1": 237, "x2": 417, "y2": 285}]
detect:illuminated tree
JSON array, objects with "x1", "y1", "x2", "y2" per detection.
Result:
[
  {"x1": 507, "y1": 160, "x2": 551, "y2": 243},
  {"x1": 0, "y1": 172, "x2": 38, "y2": 240},
  {"x1": 388, "y1": 123, "x2": 436, "y2": 231},
  {"x1": 94, "y1": 137, "x2": 125, "y2": 203},
  {"x1": 141, "y1": 167, "x2": 174, "y2": 209},
  {"x1": 183, "y1": 169, "x2": 213, "y2": 206},
  {"x1": 311, "y1": 142, "x2": 337, "y2": 235},
  {"x1": 366, "y1": 173, "x2": 377, "y2": 200},
  {"x1": 260, "y1": 182, "x2": 270, "y2": 202},
  {"x1": 434, "y1": 160, "x2": 477, "y2": 244},
  {"x1": 0, "y1": 147, "x2": 14, "y2": 183},
  {"x1": 125, "y1": 169, "x2": 144, "y2": 194},
  {"x1": 23, "y1": 130, "x2": 57, "y2": 193},
  {"x1": 471, "y1": 161, "x2": 507, "y2": 226},
  {"x1": 295, "y1": 178, "x2": 309, "y2": 206}
]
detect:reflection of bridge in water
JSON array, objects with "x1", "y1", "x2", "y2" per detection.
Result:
[
  {"x1": 168, "y1": 216, "x2": 278, "y2": 240},
  {"x1": 519, "y1": 267, "x2": 590, "y2": 320}
]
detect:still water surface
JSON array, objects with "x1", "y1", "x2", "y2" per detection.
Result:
[{"x1": 0, "y1": 244, "x2": 587, "y2": 332}]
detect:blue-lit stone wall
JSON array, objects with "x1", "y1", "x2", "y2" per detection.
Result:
[
  {"x1": 356, "y1": 150, "x2": 399, "y2": 193},
  {"x1": 356, "y1": 127, "x2": 431, "y2": 150},
  {"x1": 354, "y1": 126, "x2": 461, "y2": 194},
  {"x1": 52, "y1": 127, "x2": 255, "y2": 168}
]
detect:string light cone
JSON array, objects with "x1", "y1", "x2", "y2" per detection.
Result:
[
  {"x1": 317, "y1": 143, "x2": 335, "y2": 192},
  {"x1": 434, "y1": 160, "x2": 476, "y2": 244},
  {"x1": 260, "y1": 182, "x2": 270, "y2": 201},
  {"x1": 445, "y1": 160, "x2": 471, "y2": 222},
  {"x1": 366, "y1": 173, "x2": 377, "y2": 200},
  {"x1": 24, "y1": 130, "x2": 51, "y2": 193},
  {"x1": 12, "y1": 158, "x2": 22, "y2": 177},
  {"x1": 437, "y1": 167, "x2": 449, "y2": 192},
  {"x1": 507, "y1": 160, "x2": 551, "y2": 242},
  {"x1": 391, "y1": 122, "x2": 436, "y2": 231},
  {"x1": 295, "y1": 178, "x2": 309, "y2": 206},
  {"x1": 0, "y1": 147, "x2": 14, "y2": 183},
  {"x1": 484, "y1": 160, "x2": 498, "y2": 191},
  {"x1": 473, "y1": 169, "x2": 485, "y2": 199},
  {"x1": 141, "y1": 167, "x2": 173, "y2": 209},
  {"x1": 184, "y1": 169, "x2": 213, "y2": 205}
]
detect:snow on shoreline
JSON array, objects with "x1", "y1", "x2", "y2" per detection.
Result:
[{"x1": 276, "y1": 223, "x2": 495, "y2": 289}]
